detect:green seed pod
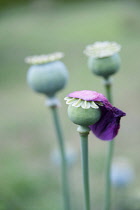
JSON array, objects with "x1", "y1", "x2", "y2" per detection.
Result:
[
  {"x1": 84, "y1": 41, "x2": 121, "y2": 79},
  {"x1": 68, "y1": 104, "x2": 101, "y2": 126},
  {"x1": 27, "y1": 60, "x2": 68, "y2": 97},
  {"x1": 88, "y1": 54, "x2": 121, "y2": 78}
]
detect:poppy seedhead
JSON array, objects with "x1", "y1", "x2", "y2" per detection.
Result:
[
  {"x1": 25, "y1": 52, "x2": 68, "y2": 97},
  {"x1": 84, "y1": 41, "x2": 121, "y2": 79},
  {"x1": 65, "y1": 90, "x2": 126, "y2": 141},
  {"x1": 25, "y1": 52, "x2": 64, "y2": 65},
  {"x1": 84, "y1": 41, "x2": 121, "y2": 58}
]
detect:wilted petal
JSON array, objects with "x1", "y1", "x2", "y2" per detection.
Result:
[
  {"x1": 68, "y1": 90, "x2": 107, "y2": 102},
  {"x1": 90, "y1": 106, "x2": 126, "y2": 140},
  {"x1": 67, "y1": 90, "x2": 126, "y2": 140}
]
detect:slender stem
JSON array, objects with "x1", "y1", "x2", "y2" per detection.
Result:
[
  {"x1": 104, "y1": 139, "x2": 114, "y2": 210},
  {"x1": 104, "y1": 81, "x2": 112, "y2": 104},
  {"x1": 78, "y1": 126, "x2": 90, "y2": 210},
  {"x1": 50, "y1": 106, "x2": 71, "y2": 210},
  {"x1": 104, "y1": 78, "x2": 114, "y2": 210}
]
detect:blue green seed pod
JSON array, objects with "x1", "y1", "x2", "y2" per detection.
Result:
[
  {"x1": 25, "y1": 53, "x2": 68, "y2": 97},
  {"x1": 88, "y1": 54, "x2": 121, "y2": 78},
  {"x1": 65, "y1": 97, "x2": 101, "y2": 126},
  {"x1": 68, "y1": 105, "x2": 101, "y2": 126},
  {"x1": 84, "y1": 41, "x2": 121, "y2": 79}
]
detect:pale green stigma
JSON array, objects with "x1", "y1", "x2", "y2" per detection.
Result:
[
  {"x1": 64, "y1": 97, "x2": 102, "y2": 109},
  {"x1": 25, "y1": 52, "x2": 64, "y2": 65},
  {"x1": 84, "y1": 41, "x2": 121, "y2": 58}
]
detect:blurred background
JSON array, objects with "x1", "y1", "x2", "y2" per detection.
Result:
[{"x1": 0, "y1": 0, "x2": 140, "y2": 209}]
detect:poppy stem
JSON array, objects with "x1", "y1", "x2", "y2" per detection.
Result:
[
  {"x1": 104, "y1": 139, "x2": 114, "y2": 210},
  {"x1": 104, "y1": 79, "x2": 112, "y2": 104},
  {"x1": 49, "y1": 102, "x2": 71, "y2": 210},
  {"x1": 104, "y1": 78, "x2": 114, "y2": 210},
  {"x1": 77, "y1": 126, "x2": 91, "y2": 210}
]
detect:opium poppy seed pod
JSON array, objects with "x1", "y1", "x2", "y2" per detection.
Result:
[
  {"x1": 65, "y1": 90, "x2": 126, "y2": 140},
  {"x1": 25, "y1": 53, "x2": 71, "y2": 209},
  {"x1": 66, "y1": 98, "x2": 101, "y2": 127},
  {"x1": 84, "y1": 41, "x2": 121, "y2": 79},
  {"x1": 25, "y1": 52, "x2": 68, "y2": 97}
]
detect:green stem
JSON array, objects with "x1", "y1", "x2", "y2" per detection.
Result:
[
  {"x1": 104, "y1": 78, "x2": 114, "y2": 210},
  {"x1": 50, "y1": 106, "x2": 71, "y2": 210},
  {"x1": 104, "y1": 80, "x2": 112, "y2": 104},
  {"x1": 78, "y1": 126, "x2": 90, "y2": 210},
  {"x1": 104, "y1": 139, "x2": 114, "y2": 210}
]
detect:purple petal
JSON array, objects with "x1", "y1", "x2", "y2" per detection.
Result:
[
  {"x1": 90, "y1": 106, "x2": 126, "y2": 140},
  {"x1": 67, "y1": 90, "x2": 126, "y2": 141},
  {"x1": 68, "y1": 90, "x2": 108, "y2": 102}
]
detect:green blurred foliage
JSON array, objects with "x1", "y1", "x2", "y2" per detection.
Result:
[
  {"x1": 0, "y1": 0, "x2": 140, "y2": 10},
  {"x1": 0, "y1": 0, "x2": 29, "y2": 9}
]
